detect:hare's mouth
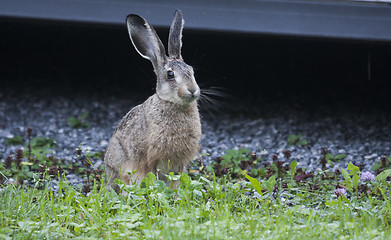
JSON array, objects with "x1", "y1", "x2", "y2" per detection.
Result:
[
  {"x1": 180, "y1": 92, "x2": 199, "y2": 105},
  {"x1": 183, "y1": 95, "x2": 198, "y2": 104},
  {"x1": 177, "y1": 87, "x2": 200, "y2": 105}
]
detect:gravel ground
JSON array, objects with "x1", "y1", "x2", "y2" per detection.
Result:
[{"x1": 1, "y1": 82, "x2": 390, "y2": 184}]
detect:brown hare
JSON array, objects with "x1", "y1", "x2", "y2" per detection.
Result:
[{"x1": 104, "y1": 10, "x2": 202, "y2": 193}]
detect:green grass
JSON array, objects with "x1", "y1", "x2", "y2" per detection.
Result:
[
  {"x1": 1, "y1": 129, "x2": 391, "y2": 239},
  {"x1": 0, "y1": 168, "x2": 390, "y2": 239}
]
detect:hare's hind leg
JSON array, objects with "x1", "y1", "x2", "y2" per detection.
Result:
[
  {"x1": 119, "y1": 160, "x2": 151, "y2": 185},
  {"x1": 156, "y1": 163, "x2": 186, "y2": 189},
  {"x1": 106, "y1": 164, "x2": 139, "y2": 195},
  {"x1": 105, "y1": 164, "x2": 121, "y2": 193}
]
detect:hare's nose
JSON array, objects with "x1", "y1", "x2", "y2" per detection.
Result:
[
  {"x1": 186, "y1": 88, "x2": 199, "y2": 102},
  {"x1": 188, "y1": 88, "x2": 196, "y2": 95},
  {"x1": 188, "y1": 88, "x2": 200, "y2": 98}
]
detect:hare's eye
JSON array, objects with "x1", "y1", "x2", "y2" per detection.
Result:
[{"x1": 167, "y1": 70, "x2": 175, "y2": 80}]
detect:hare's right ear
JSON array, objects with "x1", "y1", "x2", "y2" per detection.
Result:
[
  {"x1": 168, "y1": 10, "x2": 184, "y2": 59},
  {"x1": 126, "y1": 14, "x2": 166, "y2": 69}
]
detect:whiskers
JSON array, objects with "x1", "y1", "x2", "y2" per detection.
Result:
[{"x1": 198, "y1": 86, "x2": 229, "y2": 118}]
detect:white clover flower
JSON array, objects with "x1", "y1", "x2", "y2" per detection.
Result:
[
  {"x1": 334, "y1": 188, "x2": 347, "y2": 197},
  {"x1": 361, "y1": 171, "x2": 375, "y2": 182}
]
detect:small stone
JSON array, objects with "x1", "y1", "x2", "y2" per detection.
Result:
[
  {"x1": 338, "y1": 149, "x2": 346, "y2": 154},
  {"x1": 364, "y1": 153, "x2": 378, "y2": 160},
  {"x1": 100, "y1": 140, "x2": 109, "y2": 147}
]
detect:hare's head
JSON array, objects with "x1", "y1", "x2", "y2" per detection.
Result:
[{"x1": 126, "y1": 10, "x2": 200, "y2": 106}]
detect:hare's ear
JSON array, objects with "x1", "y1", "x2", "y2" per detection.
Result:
[
  {"x1": 126, "y1": 14, "x2": 166, "y2": 68},
  {"x1": 168, "y1": 10, "x2": 184, "y2": 59}
]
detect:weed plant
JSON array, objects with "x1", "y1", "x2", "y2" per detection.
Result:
[
  {"x1": 287, "y1": 134, "x2": 308, "y2": 147},
  {"x1": 67, "y1": 111, "x2": 90, "y2": 129},
  {"x1": 1, "y1": 129, "x2": 104, "y2": 192}
]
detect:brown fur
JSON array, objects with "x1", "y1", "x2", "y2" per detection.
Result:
[
  {"x1": 105, "y1": 95, "x2": 201, "y2": 192},
  {"x1": 104, "y1": 11, "x2": 202, "y2": 193}
]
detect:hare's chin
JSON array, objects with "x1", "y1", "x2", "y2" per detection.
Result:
[
  {"x1": 180, "y1": 96, "x2": 198, "y2": 106},
  {"x1": 167, "y1": 95, "x2": 198, "y2": 106},
  {"x1": 158, "y1": 94, "x2": 197, "y2": 106}
]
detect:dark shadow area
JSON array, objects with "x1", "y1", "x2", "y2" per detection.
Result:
[{"x1": 1, "y1": 19, "x2": 391, "y2": 112}]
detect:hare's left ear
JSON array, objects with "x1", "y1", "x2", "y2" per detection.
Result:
[
  {"x1": 126, "y1": 14, "x2": 166, "y2": 70},
  {"x1": 168, "y1": 10, "x2": 184, "y2": 59}
]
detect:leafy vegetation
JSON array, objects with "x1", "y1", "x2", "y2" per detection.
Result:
[
  {"x1": 206, "y1": 148, "x2": 260, "y2": 179},
  {"x1": 1, "y1": 129, "x2": 104, "y2": 193},
  {"x1": 287, "y1": 134, "x2": 308, "y2": 147},
  {"x1": 67, "y1": 111, "x2": 90, "y2": 128},
  {"x1": 319, "y1": 148, "x2": 347, "y2": 170},
  {"x1": 373, "y1": 155, "x2": 391, "y2": 173},
  {"x1": 1, "y1": 129, "x2": 391, "y2": 239},
  {"x1": 4, "y1": 135, "x2": 24, "y2": 146}
]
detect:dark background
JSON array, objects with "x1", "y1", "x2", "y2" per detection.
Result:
[{"x1": 1, "y1": 19, "x2": 391, "y2": 111}]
